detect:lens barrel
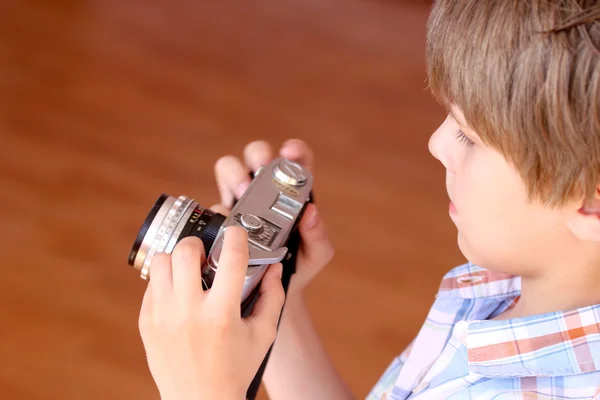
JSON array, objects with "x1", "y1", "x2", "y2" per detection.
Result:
[
  {"x1": 177, "y1": 204, "x2": 226, "y2": 258},
  {"x1": 128, "y1": 194, "x2": 225, "y2": 279}
]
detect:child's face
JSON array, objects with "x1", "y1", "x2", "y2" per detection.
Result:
[{"x1": 428, "y1": 106, "x2": 578, "y2": 275}]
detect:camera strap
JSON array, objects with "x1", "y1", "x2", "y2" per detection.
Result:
[
  {"x1": 243, "y1": 225, "x2": 300, "y2": 400},
  {"x1": 237, "y1": 186, "x2": 313, "y2": 400}
]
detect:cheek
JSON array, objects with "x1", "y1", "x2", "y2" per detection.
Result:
[
  {"x1": 453, "y1": 151, "x2": 500, "y2": 214},
  {"x1": 452, "y1": 152, "x2": 528, "y2": 263},
  {"x1": 455, "y1": 159, "x2": 501, "y2": 228},
  {"x1": 454, "y1": 154, "x2": 569, "y2": 274},
  {"x1": 460, "y1": 148, "x2": 524, "y2": 212}
]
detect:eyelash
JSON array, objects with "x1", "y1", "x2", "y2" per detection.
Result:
[{"x1": 455, "y1": 129, "x2": 474, "y2": 147}]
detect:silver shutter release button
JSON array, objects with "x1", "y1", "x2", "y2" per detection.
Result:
[
  {"x1": 240, "y1": 214, "x2": 262, "y2": 232},
  {"x1": 273, "y1": 159, "x2": 307, "y2": 186}
]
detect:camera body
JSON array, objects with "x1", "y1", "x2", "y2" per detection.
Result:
[
  {"x1": 128, "y1": 157, "x2": 313, "y2": 305},
  {"x1": 204, "y1": 157, "x2": 313, "y2": 302}
]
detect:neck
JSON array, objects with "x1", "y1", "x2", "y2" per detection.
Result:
[{"x1": 501, "y1": 251, "x2": 600, "y2": 319}]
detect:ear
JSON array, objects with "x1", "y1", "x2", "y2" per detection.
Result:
[{"x1": 567, "y1": 188, "x2": 600, "y2": 241}]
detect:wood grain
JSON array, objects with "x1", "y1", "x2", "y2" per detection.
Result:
[{"x1": 0, "y1": 1, "x2": 465, "y2": 398}]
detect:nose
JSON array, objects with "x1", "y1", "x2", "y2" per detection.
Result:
[
  {"x1": 428, "y1": 127, "x2": 443, "y2": 162},
  {"x1": 428, "y1": 115, "x2": 457, "y2": 173}
]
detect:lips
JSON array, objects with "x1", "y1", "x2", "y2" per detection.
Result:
[
  {"x1": 446, "y1": 177, "x2": 457, "y2": 216},
  {"x1": 449, "y1": 197, "x2": 459, "y2": 216},
  {"x1": 449, "y1": 201, "x2": 457, "y2": 214}
]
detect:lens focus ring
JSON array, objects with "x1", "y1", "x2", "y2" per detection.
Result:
[
  {"x1": 176, "y1": 206, "x2": 226, "y2": 258},
  {"x1": 139, "y1": 195, "x2": 191, "y2": 280},
  {"x1": 128, "y1": 194, "x2": 227, "y2": 281}
]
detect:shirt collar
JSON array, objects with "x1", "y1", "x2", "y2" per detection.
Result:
[
  {"x1": 436, "y1": 262, "x2": 521, "y2": 300},
  {"x1": 440, "y1": 263, "x2": 600, "y2": 377},
  {"x1": 463, "y1": 305, "x2": 600, "y2": 377}
]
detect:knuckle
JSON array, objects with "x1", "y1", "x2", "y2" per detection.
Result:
[
  {"x1": 271, "y1": 282, "x2": 286, "y2": 306},
  {"x1": 138, "y1": 312, "x2": 151, "y2": 332},
  {"x1": 310, "y1": 246, "x2": 334, "y2": 267},
  {"x1": 150, "y1": 310, "x2": 167, "y2": 328},
  {"x1": 263, "y1": 323, "x2": 278, "y2": 344},
  {"x1": 323, "y1": 244, "x2": 335, "y2": 264},
  {"x1": 275, "y1": 293, "x2": 286, "y2": 311}
]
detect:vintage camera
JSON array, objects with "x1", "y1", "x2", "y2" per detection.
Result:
[
  {"x1": 127, "y1": 157, "x2": 313, "y2": 313},
  {"x1": 127, "y1": 157, "x2": 313, "y2": 399}
]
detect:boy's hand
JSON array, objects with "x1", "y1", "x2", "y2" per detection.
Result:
[
  {"x1": 213, "y1": 139, "x2": 334, "y2": 296},
  {"x1": 138, "y1": 230, "x2": 285, "y2": 400}
]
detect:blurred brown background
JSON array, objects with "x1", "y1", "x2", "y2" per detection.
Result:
[{"x1": 0, "y1": 0, "x2": 464, "y2": 399}]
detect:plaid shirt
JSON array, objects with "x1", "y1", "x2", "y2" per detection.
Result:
[{"x1": 367, "y1": 263, "x2": 600, "y2": 399}]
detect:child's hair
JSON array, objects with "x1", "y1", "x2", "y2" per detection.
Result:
[{"x1": 426, "y1": 0, "x2": 600, "y2": 206}]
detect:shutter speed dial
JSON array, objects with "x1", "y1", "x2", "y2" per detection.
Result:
[{"x1": 273, "y1": 160, "x2": 307, "y2": 186}]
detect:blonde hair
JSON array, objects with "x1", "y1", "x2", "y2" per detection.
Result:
[{"x1": 426, "y1": 0, "x2": 600, "y2": 206}]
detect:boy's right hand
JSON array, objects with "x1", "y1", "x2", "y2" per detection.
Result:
[{"x1": 212, "y1": 139, "x2": 334, "y2": 296}]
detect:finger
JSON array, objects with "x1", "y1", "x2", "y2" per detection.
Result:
[
  {"x1": 209, "y1": 204, "x2": 230, "y2": 217},
  {"x1": 148, "y1": 252, "x2": 173, "y2": 300},
  {"x1": 243, "y1": 140, "x2": 273, "y2": 172},
  {"x1": 279, "y1": 139, "x2": 315, "y2": 171},
  {"x1": 210, "y1": 226, "x2": 250, "y2": 311},
  {"x1": 138, "y1": 284, "x2": 153, "y2": 335},
  {"x1": 297, "y1": 204, "x2": 335, "y2": 268},
  {"x1": 214, "y1": 155, "x2": 252, "y2": 208},
  {"x1": 246, "y1": 263, "x2": 285, "y2": 346},
  {"x1": 140, "y1": 283, "x2": 153, "y2": 315},
  {"x1": 171, "y1": 236, "x2": 205, "y2": 302}
]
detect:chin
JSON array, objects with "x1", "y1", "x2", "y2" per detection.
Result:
[
  {"x1": 456, "y1": 231, "x2": 471, "y2": 259},
  {"x1": 456, "y1": 231, "x2": 482, "y2": 266},
  {"x1": 456, "y1": 232, "x2": 512, "y2": 274}
]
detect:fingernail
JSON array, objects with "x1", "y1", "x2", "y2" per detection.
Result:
[
  {"x1": 236, "y1": 181, "x2": 250, "y2": 198},
  {"x1": 304, "y1": 206, "x2": 319, "y2": 229},
  {"x1": 277, "y1": 263, "x2": 283, "y2": 278}
]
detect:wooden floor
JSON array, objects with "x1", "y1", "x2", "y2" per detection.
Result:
[{"x1": 0, "y1": 1, "x2": 465, "y2": 399}]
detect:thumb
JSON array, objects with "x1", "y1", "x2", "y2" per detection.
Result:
[
  {"x1": 247, "y1": 263, "x2": 285, "y2": 345},
  {"x1": 297, "y1": 204, "x2": 335, "y2": 268}
]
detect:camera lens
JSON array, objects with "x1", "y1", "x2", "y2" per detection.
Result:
[{"x1": 128, "y1": 194, "x2": 226, "y2": 279}]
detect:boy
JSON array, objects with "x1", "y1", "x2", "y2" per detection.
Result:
[{"x1": 137, "y1": 1, "x2": 600, "y2": 399}]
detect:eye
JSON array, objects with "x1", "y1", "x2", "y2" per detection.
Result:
[{"x1": 455, "y1": 129, "x2": 474, "y2": 147}]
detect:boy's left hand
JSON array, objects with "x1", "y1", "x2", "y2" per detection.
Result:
[{"x1": 138, "y1": 228, "x2": 285, "y2": 400}]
